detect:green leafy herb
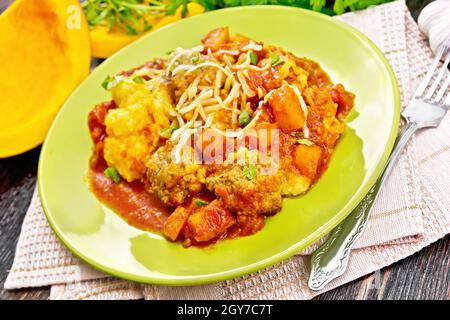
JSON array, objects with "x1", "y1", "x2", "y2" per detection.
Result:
[
  {"x1": 160, "y1": 125, "x2": 179, "y2": 138},
  {"x1": 82, "y1": 0, "x2": 167, "y2": 35},
  {"x1": 333, "y1": 0, "x2": 346, "y2": 14},
  {"x1": 166, "y1": 0, "x2": 190, "y2": 15},
  {"x1": 104, "y1": 167, "x2": 121, "y2": 183},
  {"x1": 249, "y1": 51, "x2": 258, "y2": 65},
  {"x1": 208, "y1": 0, "x2": 394, "y2": 16},
  {"x1": 191, "y1": 56, "x2": 200, "y2": 64},
  {"x1": 193, "y1": 198, "x2": 209, "y2": 206},
  {"x1": 297, "y1": 138, "x2": 314, "y2": 146},
  {"x1": 243, "y1": 164, "x2": 257, "y2": 180},
  {"x1": 125, "y1": 24, "x2": 138, "y2": 35},
  {"x1": 195, "y1": 0, "x2": 218, "y2": 11},
  {"x1": 101, "y1": 75, "x2": 112, "y2": 90},
  {"x1": 238, "y1": 110, "x2": 251, "y2": 127},
  {"x1": 83, "y1": 0, "x2": 394, "y2": 39},
  {"x1": 83, "y1": 0, "x2": 394, "y2": 38},
  {"x1": 133, "y1": 76, "x2": 145, "y2": 84},
  {"x1": 143, "y1": 19, "x2": 153, "y2": 32},
  {"x1": 269, "y1": 51, "x2": 283, "y2": 67},
  {"x1": 160, "y1": 128, "x2": 172, "y2": 139},
  {"x1": 310, "y1": 0, "x2": 326, "y2": 11}
]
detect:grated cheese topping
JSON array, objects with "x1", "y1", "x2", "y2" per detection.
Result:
[
  {"x1": 290, "y1": 85, "x2": 310, "y2": 138},
  {"x1": 242, "y1": 41, "x2": 263, "y2": 51},
  {"x1": 113, "y1": 40, "x2": 310, "y2": 162}
]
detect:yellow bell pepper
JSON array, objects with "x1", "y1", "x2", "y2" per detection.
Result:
[{"x1": 90, "y1": 2, "x2": 205, "y2": 58}]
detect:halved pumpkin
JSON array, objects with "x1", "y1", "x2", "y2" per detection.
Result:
[
  {"x1": 0, "y1": 0, "x2": 91, "y2": 158},
  {"x1": 90, "y1": 2, "x2": 205, "y2": 58}
]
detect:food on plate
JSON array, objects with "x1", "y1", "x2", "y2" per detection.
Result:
[
  {"x1": 0, "y1": 0, "x2": 91, "y2": 158},
  {"x1": 88, "y1": 27, "x2": 354, "y2": 246}
]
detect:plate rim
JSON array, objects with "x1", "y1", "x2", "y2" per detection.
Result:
[{"x1": 38, "y1": 5, "x2": 400, "y2": 285}]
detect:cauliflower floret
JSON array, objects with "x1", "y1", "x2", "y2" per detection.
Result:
[
  {"x1": 150, "y1": 85, "x2": 175, "y2": 127},
  {"x1": 280, "y1": 170, "x2": 310, "y2": 196},
  {"x1": 104, "y1": 134, "x2": 155, "y2": 182},
  {"x1": 105, "y1": 104, "x2": 151, "y2": 136},
  {"x1": 103, "y1": 81, "x2": 173, "y2": 182},
  {"x1": 111, "y1": 81, "x2": 172, "y2": 129}
]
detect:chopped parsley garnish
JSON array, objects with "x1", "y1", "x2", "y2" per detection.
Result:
[
  {"x1": 249, "y1": 51, "x2": 258, "y2": 65},
  {"x1": 297, "y1": 139, "x2": 314, "y2": 146},
  {"x1": 160, "y1": 128, "x2": 171, "y2": 139},
  {"x1": 191, "y1": 56, "x2": 200, "y2": 64},
  {"x1": 243, "y1": 164, "x2": 257, "y2": 180},
  {"x1": 160, "y1": 125, "x2": 179, "y2": 139},
  {"x1": 101, "y1": 75, "x2": 112, "y2": 90},
  {"x1": 238, "y1": 110, "x2": 251, "y2": 127},
  {"x1": 269, "y1": 51, "x2": 283, "y2": 67},
  {"x1": 104, "y1": 167, "x2": 121, "y2": 183},
  {"x1": 133, "y1": 76, "x2": 145, "y2": 84},
  {"x1": 193, "y1": 198, "x2": 208, "y2": 207}
]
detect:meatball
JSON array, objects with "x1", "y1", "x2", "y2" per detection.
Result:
[
  {"x1": 206, "y1": 148, "x2": 284, "y2": 217},
  {"x1": 146, "y1": 142, "x2": 206, "y2": 207}
]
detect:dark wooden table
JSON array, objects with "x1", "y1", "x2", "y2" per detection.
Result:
[{"x1": 1, "y1": 0, "x2": 448, "y2": 300}]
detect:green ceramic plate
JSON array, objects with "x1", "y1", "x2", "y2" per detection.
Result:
[{"x1": 39, "y1": 6, "x2": 400, "y2": 285}]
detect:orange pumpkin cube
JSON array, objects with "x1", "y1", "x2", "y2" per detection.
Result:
[
  {"x1": 186, "y1": 200, "x2": 235, "y2": 242},
  {"x1": 163, "y1": 206, "x2": 190, "y2": 241},
  {"x1": 293, "y1": 144, "x2": 323, "y2": 180},
  {"x1": 268, "y1": 85, "x2": 306, "y2": 132},
  {"x1": 201, "y1": 27, "x2": 230, "y2": 50}
]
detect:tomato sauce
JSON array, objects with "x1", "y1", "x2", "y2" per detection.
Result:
[
  {"x1": 88, "y1": 101, "x2": 171, "y2": 232},
  {"x1": 90, "y1": 168, "x2": 170, "y2": 232}
]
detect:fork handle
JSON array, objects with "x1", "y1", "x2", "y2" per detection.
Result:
[{"x1": 308, "y1": 119, "x2": 418, "y2": 291}]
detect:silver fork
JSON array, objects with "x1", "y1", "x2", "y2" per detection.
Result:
[{"x1": 308, "y1": 40, "x2": 450, "y2": 291}]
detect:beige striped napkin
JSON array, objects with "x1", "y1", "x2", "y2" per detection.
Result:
[{"x1": 4, "y1": 0, "x2": 450, "y2": 299}]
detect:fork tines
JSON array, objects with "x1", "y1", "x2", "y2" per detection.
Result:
[{"x1": 414, "y1": 40, "x2": 450, "y2": 107}]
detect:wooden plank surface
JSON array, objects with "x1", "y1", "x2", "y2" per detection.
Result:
[{"x1": 0, "y1": 0, "x2": 448, "y2": 300}]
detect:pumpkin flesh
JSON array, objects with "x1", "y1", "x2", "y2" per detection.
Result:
[{"x1": 0, "y1": 0, "x2": 90, "y2": 157}]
